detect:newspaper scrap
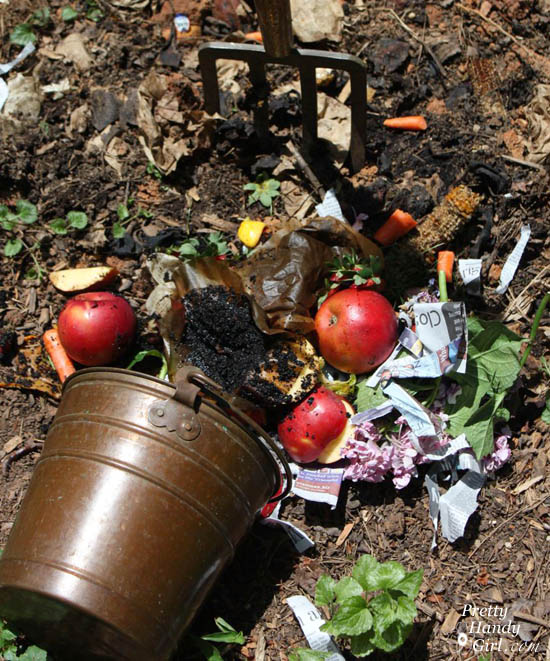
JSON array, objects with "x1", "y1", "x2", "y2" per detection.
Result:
[
  {"x1": 262, "y1": 501, "x2": 315, "y2": 553},
  {"x1": 378, "y1": 337, "x2": 464, "y2": 380},
  {"x1": 351, "y1": 400, "x2": 394, "y2": 425},
  {"x1": 458, "y1": 258, "x2": 483, "y2": 295},
  {"x1": 424, "y1": 435, "x2": 485, "y2": 548},
  {"x1": 315, "y1": 188, "x2": 346, "y2": 222},
  {"x1": 293, "y1": 467, "x2": 345, "y2": 509},
  {"x1": 413, "y1": 301, "x2": 467, "y2": 373},
  {"x1": 382, "y1": 381, "x2": 437, "y2": 438},
  {"x1": 287, "y1": 595, "x2": 345, "y2": 660},
  {"x1": 495, "y1": 224, "x2": 531, "y2": 294},
  {"x1": 367, "y1": 326, "x2": 425, "y2": 387},
  {"x1": 0, "y1": 42, "x2": 36, "y2": 113}
]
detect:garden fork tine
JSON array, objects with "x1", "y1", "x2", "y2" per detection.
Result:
[{"x1": 198, "y1": 0, "x2": 367, "y2": 173}]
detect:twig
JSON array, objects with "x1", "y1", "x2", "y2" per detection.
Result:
[
  {"x1": 500, "y1": 155, "x2": 546, "y2": 171},
  {"x1": 468, "y1": 493, "x2": 550, "y2": 559},
  {"x1": 377, "y1": 8, "x2": 446, "y2": 80},
  {"x1": 514, "y1": 611, "x2": 550, "y2": 628},
  {"x1": 527, "y1": 545, "x2": 547, "y2": 600},
  {"x1": 286, "y1": 141, "x2": 326, "y2": 200}
]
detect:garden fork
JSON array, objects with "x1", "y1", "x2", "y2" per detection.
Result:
[{"x1": 198, "y1": 0, "x2": 367, "y2": 173}]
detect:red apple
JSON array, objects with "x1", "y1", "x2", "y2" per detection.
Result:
[
  {"x1": 58, "y1": 292, "x2": 137, "y2": 366},
  {"x1": 315, "y1": 289, "x2": 398, "y2": 374},
  {"x1": 277, "y1": 386, "x2": 349, "y2": 463}
]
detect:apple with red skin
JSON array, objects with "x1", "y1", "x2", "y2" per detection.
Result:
[
  {"x1": 278, "y1": 386, "x2": 349, "y2": 463},
  {"x1": 58, "y1": 292, "x2": 137, "y2": 366},
  {"x1": 315, "y1": 289, "x2": 398, "y2": 374}
]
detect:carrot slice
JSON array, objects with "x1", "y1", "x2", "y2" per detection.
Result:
[
  {"x1": 383, "y1": 116, "x2": 428, "y2": 131},
  {"x1": 437, "y1": 251, "x2": 455, "y2": 283},
  {"x1": 244, "y1": 31, "x2": 263, "y2": 43},
  {"x1": 43, "y1": 328, "x2": 75, "y2": 383},
  {"x1": 373, "y1": 209, "x2": 417, "y2": 246}
]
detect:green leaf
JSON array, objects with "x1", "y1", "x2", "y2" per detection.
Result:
[
  {"x1": 259, "y1": 191, "x2": 273, "y2": 207},
  {"x1": 542, "y1": 398, "x2": 550, "y2": 424},
  {"x1": 355, "y1": 381, "x2": 388, "y2": 413},
  {"x1": 390, "y1": 569, "x2": 423, "y2": 600},
  {"x1": 371, "y1": 619, "x2": 411, "y2": 653},
  {"x1": 315, "y1": 574, "x2": 336, "y2": 606},
  {"x1": 86, "y1": 7, "x2": 104, "y2": 21},
  {"x1": 350, "y1": 631, "x2": 376, "y2": 657},
  {"x1": 61, "y1": 6, "x2": 79, "y2": 21},
  {"x1": 15, "y1": 200, "x2": 38, "y2": 224},
  {"x1": 117, "y1": 204, "x2": 130, "y2": 221},
  {"x1": 327, "y1": 596, "x2": 372, "y2": 637},
  {"x1": 243, "y1": 183, "x2": 258, "y2": 191},
  {"x1": 18, "y1": 646, "x2": 49, "y2": 661},
  {"x1": 112, "y1": 222, "x2": 126, "y2": 239},
  {"x1": 201, "y1": 617, "x2": 245, "y2": 644},
  {"x1": 369, "y1": 592, "x2": 397, "y2": 636},
  {"x1": 463, "y1": 392, "x2": 506, "y2": 459},
  {"x1": 49, "y1": 218, "x2": 68, "y2": 235},
  {"x1": 0, "y1": 624, "x2": 17, "y2": 645},
  {"x1": 191, "y1": 637, "x2": 224, "y2": 661},
  {"x1": 178, "y1": 239, "x2": 200, "y2": 257},
  {"x1": 0, "y1": 211, "x2": 15, "y2": 230},
  {"x1": 31, "y1": 8, "x2": 50, "y2": 26},
  {"x1": 334, "y1": 577, "x2": 363, "y2": 602},
  {"x1": 367, "y1": 562, "x2": 406, "y2": 591},
  {"x1": 25, "y1": 266, "x2": 44, "y2": 281},
  {"x1": 10, "y1": 24, "x2": 37, "y2": 45},
  {"x1": 395, "y1": 595, "x2": 417, "y2": 623},
  {"x1": 352, "y1": 555, "x2": 379, "y2": 591},
  {"x1": 247, "y1": 192, "x2": 259, "y2": 206},
  {"x1": 67, "y1": 211, "x2": 88, "y2": 229},
  {"x1": 288, "y1": 650, "x2": 332, "y2": 661},
  {"x1": 4, "y1": 238, "x2": 23, "y2": 257},
  {"x1": 127, "y1": 350, "x2": 168, "y2": 380},
  {"x1": 267, "y1": 179, "x2": 280, "y2": 191}
]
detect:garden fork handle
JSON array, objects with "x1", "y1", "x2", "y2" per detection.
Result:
[{"x1": 254, "y1": 0, "x2": 293, "y2": 58}]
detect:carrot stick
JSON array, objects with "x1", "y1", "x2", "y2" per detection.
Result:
[
  {"x1": 244, "y1": 31, "x2": 263, "y2": 43},
  {"x1": 437, "y1": 250, "x2": 455, "y2": 283},
  {"x1": 373, "y1": 209, "x2": 417, "y2": 246},
  {"x1": 383, "y1": 116, "x2": 428, "y2": 131},
  {"x1": 43, "y1": 328, "x2": 75, "y2": 383}
]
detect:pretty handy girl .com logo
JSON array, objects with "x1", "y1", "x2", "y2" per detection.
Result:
[{"x1": 456, "y1": 604, "x2": 541, "y2": 655}]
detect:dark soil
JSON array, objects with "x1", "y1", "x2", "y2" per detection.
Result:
[{"x1": 1, "y1": 0, "x2": 550, "y2": 660}]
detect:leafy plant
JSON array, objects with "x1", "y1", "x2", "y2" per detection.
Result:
[
  {"x1": 189, "y1": 617, "x2": 245, "y2": 660},
  {"x1": 318, "y1": 251, "x2": 383, "y2": 305},
  {"x1": 31, "y1": 8, "x2": 51, "y2": 27},
  {"x1": 1, "y1": 618, "x2": 48, "y2": 661},
  {"x1": 61, "y1": 6, "x2": 78, "y2": 21},
  {"x1": 243, "y1": 176, "x2": 280, "y2": 211},
  {"x1": 0, "y1": 200, "x2": 45, "y2": 280},
  {"x1": 313, "y1": 554, "x2": 423, "y2": 657},
  {"x1": 49, "y1": 211, "x2": 88, "y2": 235},
  {"x1": 112, "y1": 200, "x2": 153, "y2": 239},
  {"x1": 9, "y1": 24, "x2": 37, "y2": 45},
  {"x1": 172, "y1": 232, "x2": 231, "y2": 261},
  {"x1": 146, "y1": 162, "x2": 163, "y2": 180}
]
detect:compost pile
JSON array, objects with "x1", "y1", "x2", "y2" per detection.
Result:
[{"x1": 1, "y1": 0, "x2": 550, "y2": 659}]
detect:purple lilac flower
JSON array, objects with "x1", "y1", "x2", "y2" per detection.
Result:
[{"x1": 482, "y1": 434, "x2": 511, "y2": 473}]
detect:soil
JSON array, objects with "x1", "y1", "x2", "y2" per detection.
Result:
[{"x1": 1, "y1": 0, "x2": 550, "y2": 660}]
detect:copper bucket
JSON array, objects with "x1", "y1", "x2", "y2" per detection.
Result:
[{"x1": 0, "y1": 367, "x2": 291, "y2": 660}]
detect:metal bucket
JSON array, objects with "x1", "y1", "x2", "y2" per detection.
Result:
[{"x1": 0, "y1": 366, "x2": 291, "y2": 660}]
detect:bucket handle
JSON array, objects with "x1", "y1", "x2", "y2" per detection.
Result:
[{"x1": 175, "y1": 366, "x2": 293, "y2": 504}]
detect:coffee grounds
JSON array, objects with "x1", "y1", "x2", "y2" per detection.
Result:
[{"x1": 181, "y1": 285, "x2": 267, "y2": 393}]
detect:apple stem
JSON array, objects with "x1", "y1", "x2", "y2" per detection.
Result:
[{"x1": 438, "y1": 270, "x2": 449, "y2": 303}]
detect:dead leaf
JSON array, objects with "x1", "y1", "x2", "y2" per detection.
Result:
[
  {"x1": 55, "y1": 33, "x2": 92, "y2": 71},
  {"x1": 526, "y1": 84, "x2": 550, "y2": 164},
  {"x1": 2, "y1": 74, "x2": 41, "y2": 120},
  {"x1": 67, "y1": 103, "x2": 90, "y2": 138},
  {"x1": 512, "y1": 475, "x2": 544, "y2": 495},
  {"x1": 2, "y1": 436, "x2": 22, "y2": 457},
  {"x1": 290, "y1": 0, "x2": 343, "y2": 42}
]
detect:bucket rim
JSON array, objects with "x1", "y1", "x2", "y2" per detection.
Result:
[{"x1": 63, "y1": 367, "x2": 292, "y2": 504}]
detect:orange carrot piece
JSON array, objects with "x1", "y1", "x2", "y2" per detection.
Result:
[
  {"x1": 373, "y1": 209, "x2": 418, "y2": 246},
  {"x1": 43, "y1": 328, "x2": 75, "y2": 383},
  {"x1": 244, "y1": 31, "x2": 263, "y2": 43},
  {"x1": 383, "y1": 115, "x2": 428, "y2": 131},
  {"x1": 437, "y1": 251, "x2": 455, "y2": 283}
]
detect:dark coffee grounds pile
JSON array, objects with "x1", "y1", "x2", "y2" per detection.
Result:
[{"x1": 181, "y1": 285, "x2": 267, "y2": 393}]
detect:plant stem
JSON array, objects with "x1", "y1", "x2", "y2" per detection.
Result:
[
  {"x1": 438, "y1": 270, "x2": 448, "y2": 302},
  {"x1": 425, "y1": 376, "x2": 442, "y2": 409},
  {"x1": 519, "y1": 292, "x2": 550, "y2": 368}
]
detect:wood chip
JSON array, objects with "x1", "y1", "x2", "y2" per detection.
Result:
[
  {"x1": 335, "y1": 522, "x2": 354, "y2": 547},
  {"x1": 440, "y1": 608, "x2": 461, "y2": 635},
  {"x1": 513, "y1": 476, "x2": 545, "y2": 495},
  {"x1": 199, "y1": 212, "x2": 239, "y2": 233},
  {"x1": 2, "y1": 436, "x2": 22, "y2": 457},
  {"x1": 254, "y1": 630, "x2": 266, "y2": 661}
]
